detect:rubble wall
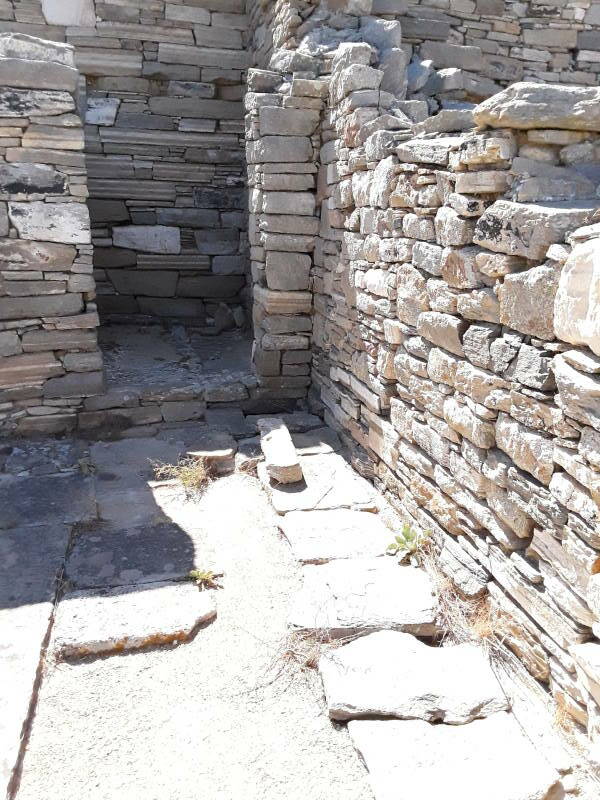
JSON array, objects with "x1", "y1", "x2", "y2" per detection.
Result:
[
  {"x1": 2, "y1": 0, "x2": 250, "y2": 327},
  {"x1": 311, "y1": 38, "x2": 600, "y2": 747},
  {"x1": 246, "y1": 0, "x2": 600, "y2": 87},
  {"x1": 0, "y1": 33, "x2": 102, "y2": 436}
]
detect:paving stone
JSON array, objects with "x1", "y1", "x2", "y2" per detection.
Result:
[
  {"x1": 0, "y1": 473, "x2": 96, "y2": 531},
  {"x1": 280, "y1": 509, "x2": 392, "y2": 564},
  {"x1": 349, "y1": 713, "x2": 562, "y2": 800},
  {"x1": 0, "y1": 603, "x2": 53, "y2": 797},
  {"x1": 90, "y1": 437, "x2": 184, "y2": 487},
  {"x1": 291, "y1": 427, "x2": 342, "y2": 455},
  {"x1": 0, "y1": 523, "x2": 69, "y2": 607},
  {"x1": 65, "y1": 520, "x2": 216, "y2": 590},
  {"x1": 51, "y1": 582, "x2": 217, "y2": 659},
  {"x1": 260, "y1": 452, "x2": 377, "y2": 514},
  {"x1": 258, "y1": 417, "x2": 303, "y2": 484},
  {"x1": 289, "y1": 558, "x2": 438, "y2": 637},
  {"x1": 320, "y1": 630, "x2": 508, "y2": 723}
]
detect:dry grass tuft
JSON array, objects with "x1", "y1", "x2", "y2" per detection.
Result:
[
  {"x1": 188, "y1": 569, "x2": 221, "y2": 591},
  {"x1": 153, "y1": 455, "x2": 213, "y2": 496},
  {"x1": 421, "y1": 546, "x2": 506, "y2": 651}
]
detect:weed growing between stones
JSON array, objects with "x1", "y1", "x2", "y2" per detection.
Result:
[
  {"x1": 153, "y1": 455, "x2": 213, "y2": 497},
  {"x1": 386, "y1": 524, "x2": 431, "y2": 565},
  {"x1": 187, "y1": 569, "x2": 221, "y2": 591}
]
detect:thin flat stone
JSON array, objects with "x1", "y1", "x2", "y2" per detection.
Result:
[
  {"x1": 0, "y1": 604, "x2": 53, "y2": 795},
  {"x1": 0, "y1": 473, "x2": 96, "y2": 531},
  {"x1": 280, "y1": 509, "x2": 392, "y2": 564},
  {"x1": 289, "y1": 558, "x2": 438, "y2": 637},
  {"x1": 0, "y1": 523, "x2": 69, "y2": 606},
  {"x1": 66, "y1": 522, "x2": 217, "y2": 590},
  {"x1": 51, "y1": 582, "x2": 217, "y2": 659},
  {"x1": 260, "y1": 452, "x2": 377, "y2": 514},
  {"x1": 348, "y1": 714, "x2": 562, "y2": 800},
  {"x1": 291, "y1": 426, "x2": 342, "y2": 455},
  {"x1": 320, "y1": 630, "x2": 509, "y2": 723}
]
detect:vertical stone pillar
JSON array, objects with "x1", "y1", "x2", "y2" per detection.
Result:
[
  {"x1": 0, "y1": 33, "x2": 101, "y2": 436},
  {"x1": 245, "y1": 66, "x2": 326, "y2": 403}
]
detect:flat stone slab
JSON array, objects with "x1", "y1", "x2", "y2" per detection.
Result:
[
  {"x1": 90, "y1": 437, "x2": 184, "y2": 487},
  {"x1": 289, "y1": 559, "x2": 438, "y2": 637},
  {"x1": 260, "y1": 452, "x2": 377, "y2": 514},
  {"x1": 52, "y1": 582, "x2": 217, "y2": 659},
  {"x1": 280, "y1": 509, "x2": 392, "y2": 564},
  {"x1": 1, "y1": 523, "x2": 69, "y2": 607},
  {"x1": 320, "y1": 630, "x2": 509, "y2": 723},
  {"x1": 291, "y1": 426, "x2": 342, "y2": 455},
  {"x1": 1, "y1": 603, "x2": 53, "y2": 795},
  {"x1": 0, "y1": 473, "x2": 96, "y2": 531},
  {"x1": 66, "y1": 521, "x2": 217, "y2": 590},
  {"x1": 348, "y1": 714, "x2": 562, "y2": 800}
]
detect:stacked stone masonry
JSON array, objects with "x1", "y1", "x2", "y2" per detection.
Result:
[
  {"x1": 0, "y1": 32, "x2": 103, "y2": 436},
  {"x1": 3, "y1": 0, "x2": 250, "y2": 326},
  {"x1": 3, "y1": 0, "x2": 600, "y2": 762},
  {"x1": 303, "y1": 21, "x2": 600, "y2": 757}
]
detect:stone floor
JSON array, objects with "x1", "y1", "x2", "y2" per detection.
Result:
[
  {"x1": 99, "y1": 322, "x2": 253, "y2": 390},
  {"x1": 0, "y1": 414, "x2": 597, "y2": 799}
]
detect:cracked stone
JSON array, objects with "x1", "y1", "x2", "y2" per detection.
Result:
[
  {"x1": 320, "y1": 630, "x2": 508, "y2": 723},
  {"x1": 51, "y1": 582, "x2": 217, "y2": 659}
]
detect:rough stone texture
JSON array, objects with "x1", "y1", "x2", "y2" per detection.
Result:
[
  {"x1": 280, "y1": 509, "x2": 392, "y2": 563},
  {"x1": 474, "y1": 82, "x2": 600, "y2": 132},
  {"x1": 320, "y1": 630, "x2": 509, "y2": 723},
  {"x1": 258, "y1": 417, "x2": 303, "y2": 484},
  {"x1": 289, "y1": 558, "x2": 438, "y2": 637},
  {"x1": 52, "y1": 583, "x2": 217, "y2": 659},
  {"x1": 348, "y1": 714, "x2": 562, "y2": 800},
  {"x1": 554, "y1": 235, "x2": 600, "y2": 357}
]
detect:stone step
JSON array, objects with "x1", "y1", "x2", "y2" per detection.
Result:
[
  {"x1": 348, "y1": 714, "x2": 562, "y2": 800},
  {"x1": 280, "y1": 509, "x2": 392, "y2": 564},
  {"x1": 259, "y1": 452, "x2": 377, "y2": 514},
  {"x1": 51, "y1": 582, "x2": 217, "y2": 659},
  {"x1": 320, "y1": 630, "x2": 509, "y2": 723},
  {"x1": 289, "y1": 558, "x2": 438, "y2": 638}
]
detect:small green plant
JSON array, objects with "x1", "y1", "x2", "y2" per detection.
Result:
[
  {"x1": 187, "y1": 569, "x2": 221, "y2": 591},
  {"x1": 386, "y1": 524, "x2": 431, "y2": 564}
]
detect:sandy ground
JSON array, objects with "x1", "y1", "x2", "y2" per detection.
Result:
[{"x1": 15, "y1": 474, "x2": 374, "y2": 800}]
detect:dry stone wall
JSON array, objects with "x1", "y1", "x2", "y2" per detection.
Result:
[
  {"x1": 312, "y1": 36, "x2": 600, "y2": 752},
  {"x1": 0, "y1": 33, "x2": 102, "y2": 436},
  {"x1": 2, "y1": 0, "x2": 250, "y2": 328}
]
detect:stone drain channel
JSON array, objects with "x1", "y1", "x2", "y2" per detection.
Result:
[{"x1": 0, "y1": 413, "x2": 590, "y2": 799}]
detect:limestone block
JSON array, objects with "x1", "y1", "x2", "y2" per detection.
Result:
[
  {"x1": 8, "y1": 202, "x2": 90, "y2": 245},
  {"x1": 495, "y1": 412, "x2": 554, "y2": 484},
  {"x1": 265, "y1": 252, "x2": 310, "y2": 291},
  {"x1": 396, "y1": 264, "x2": 429, "y2": 326},
  {"x1": 0, "y1": 87, "x2": 74, "y2": 118},
  {"x1": 42, "y1": 0, "x2": 95, "y2": 26},
  {"x1": 417, "y1": 311, "x2": 466, "y2": 356},
  {"x1": 320, "y1": 630, "x2": 508, "y2": 723},
  {"x1": 348, "y1": 715, "x2": 561, "y2": 800},
  {"x1": 289, "y1": 558, "x2": 438, "y2": 637},
  {"x1": 497, "y1": 263, "x2": 560, "y2": 340},
  {"x1": 262, "y1": 192, "x2": 315, "y2": 216},
  {"x1": 473, "y1": 200, "x2": 595, "y2": 261},
  {"x1": 247, "y1": 136, "x2": 313, "y2": 164},
  {"x1": 360, "y1": 17, "x2": 402, "y2": 52},
  {"x1": 259, "y1": 107, "x2": 319, "y2": 136},
  {"x1": 398, "y1": 136, "x2": 463, "y2": 166},
  {"x1": 453, "y1": 170, "x2": 510, "y2": 195},
  {"x1": 0, "y1": 352, "x2": 62, "y2": 388},
  {"x1": 474, "y1": 82, "x2": 600, "y2": 132},
  {"x1": 443, "y1": 397, "x2": 496, "y2": 448},
  {"x1": 0, "y1": 55, "x2": 78, "y2": 92},
  {"x1": 0, "y1": 163, "x2": 66, "y2": 198},
  {"x1": 112, "y1": 225, "x2": 180, "y2": 255},
  {"x1": 331, "y1": 65, "x2": 383, "y2": 105},
  {"x1": 435, "y1": 207, "x2": 475, "y2": 247},
  {"x1": 86, "y1": 97, "x2": 119, "y2": 126},
  {"x1": 412, "y1": 241, "x2": 443, "y2": 276},
  {"x1": 553, "y1": 353, "x2": 600, "y2": 432},
  {"x1": 554, "y1": 238, "x2": 600, "y2": 357}
]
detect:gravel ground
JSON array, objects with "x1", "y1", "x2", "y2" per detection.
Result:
[{"x1": 16, "y1": 474, "x2": 374, "y2": 800}]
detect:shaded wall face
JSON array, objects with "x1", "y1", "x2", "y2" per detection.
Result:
[{"x1": 3, "y1": 0, "x2": 250, "y2": 329}]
